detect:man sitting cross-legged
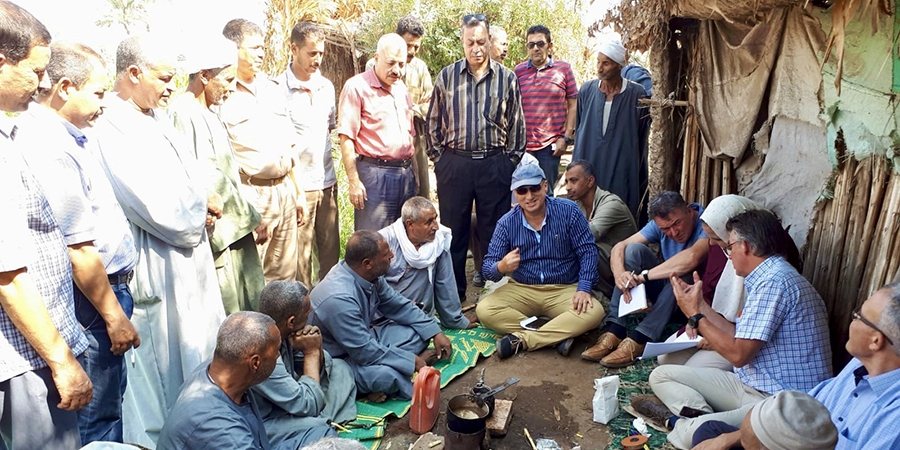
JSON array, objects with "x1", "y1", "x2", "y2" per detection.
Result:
[
  {"x1": 477, "y1": 164, "x2": 605, "y2": 358},
  {"x1": 252, "y1": 280, "x2": 358, "y2": 448},
  {"x1": 310, "y1": 230, "x2": 452, "y2": 400},
  {"x1": 378, "y1": 196, "x2": 476, "y2": 329}
]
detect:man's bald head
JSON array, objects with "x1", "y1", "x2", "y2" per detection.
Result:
[{"x1": 373, "y1": 33, "x2": 406, "y2": 87}]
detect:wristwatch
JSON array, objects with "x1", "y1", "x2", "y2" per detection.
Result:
[
  {"x1": 639, "y1": 269, "x2": 650, "y2": 283},
  {"x1": 564, "y1": 135, "x2": 575, "y2": 145},
  {"x1": 688, "y1": 313, "x2": 705, "y2": 328}
]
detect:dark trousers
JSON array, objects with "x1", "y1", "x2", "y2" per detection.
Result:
[
  {"x1": 692, "y1": 420, "x2": 742, "y2": 449},
  {"x1": 73, "y1": 276, "x2": 134, "y2": 444},
  {"x1": 435, "y1": 151, "x2": 515, "y2": 298},
  {"x1": 603, "y1": 243, "x2": 678, "y2": 341},
  {"x1": 354, "y1": 159, "x2": 416, "y2": 231},
  {"x1": 530, "y1": 145, "x2": 561, "y2": 196}
]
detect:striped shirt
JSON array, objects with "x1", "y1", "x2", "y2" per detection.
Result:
[
  {"x1": 426, "y1": 59, "x2": 526, "y2": 162},
  {"x1": 482, "y1": 196, "x2": 598, "y2": 292},
  {"x1": 514, "y1": 58, "x2": 578, "y2": 151},
  {"x1": 736, "y1": 255, "x2": 832, "y2": 394}
]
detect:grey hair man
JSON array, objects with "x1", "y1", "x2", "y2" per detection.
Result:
[
  {"x1": 92, "y1": 33, "x2": 226, "y2": 446},
  {"x1": 158, "y1": 311, "x2": 282, "y2": 449},
  {"x1": 378, "y1": 196, "x2": 476, "y2": 329},
  {"x1": 490, "y1": 25, "x2": 509, "y2": 63},
  {"x1": 0, "y1": 2, "x2": 92, "y2": 448},
  {"x1": 252, "y1": 280, "x2": 359, "y2": 448},
  {"x1": 220, "y1": 18, "x2": 306, "y2": 282},
  {"x1": 15, "y1": 41, "x2": 142, "y2": 445}
]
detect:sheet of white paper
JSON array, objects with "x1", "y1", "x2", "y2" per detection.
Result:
[
  {"x1": 639, "y1": 330, "x2": 703, "y2": 359},
  {"x1": 618, "y1": 284, "x2": 648, "y2": 318}
]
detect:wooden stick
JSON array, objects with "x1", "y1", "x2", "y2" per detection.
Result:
[
  {"x1": 638, "y1": 98, "x2": 690, "y2": 107},
  {"x1": 461, "y1": 304, "x2": 477, "y2": 313},
  {"x1": 523, "y1": 428, "x2": 537, "y2": 450}
]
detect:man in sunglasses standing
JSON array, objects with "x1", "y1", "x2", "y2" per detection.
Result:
[
  {"x1": 427, "y1": 13, "x2": 526, "y2": 302},
  {"x1": 476, "y1": 165, "x2": 605, "y2": 358},
  {"x1": 514, "y1": 25, "x2": 577, "y2": 196}
]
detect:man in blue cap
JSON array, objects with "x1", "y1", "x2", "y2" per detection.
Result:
[{"x1": 477, "y1": 164, "x2": 605, "y2": 358}]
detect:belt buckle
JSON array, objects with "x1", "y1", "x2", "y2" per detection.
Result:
[{"x1": 472, "y1": 151, "x2": 486, "y2": 160}]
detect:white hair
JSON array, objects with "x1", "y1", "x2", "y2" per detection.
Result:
[
  {"x1": 376, "y1": 33, "x2": 407, "y2": 58},
  {"x1": 115, "y1": 33, "x2": 178, "y2": 74}
]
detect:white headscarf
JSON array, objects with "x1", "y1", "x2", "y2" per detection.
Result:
[
  {"x1": 597, "y1": 37, "x2": 627, "y2": 66},
  {"x1": 389, "y1": 218, "x2": 452, "y2": 282},
  {"x1": 700, "y1": 195, "x2": 762, "y2": 240}
]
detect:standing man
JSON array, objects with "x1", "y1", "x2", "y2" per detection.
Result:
[
  {"x1": 0, "y1": 3, "x2": 91, "y2": 448},
  {"x1": 427, "y1": 14, "x2": 526, "y2": 301},
  {"x1": 490, "y1": 25, "x2": 509, "y2": 63},
  {"x1": 93, "y1": 35, "x2": 226, "y2": 446},
  {"x1": 281, "y1": 22, "x2": 340, "y2": 287},
  {"x1": 514, "y1": 25, "x2": 577, "y2": 194},
  {"x1": 339, "y1": 33, "x2": 416, "y2": 231},
  {"x1": 563, "y1": 161, "x2": 637, "y2": 298},
  {"x1": 19, "y1": 42, "x2": 140, "y2": 445},
  {"x1": 573, "y1": 37, "x2": 650, "y2": 222},
  {"x1": 171, "y1": 37, "x2": 265, "y2": 313},
  {"x1": 220, "y1": 18, "x2": 304, "y2": 282}
]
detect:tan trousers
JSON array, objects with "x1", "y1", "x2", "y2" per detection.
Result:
[
  {"x1": 412, "y1": 133, "x2": 430, "y2": 198},
  {"x1": 476, "y1": 281, "x2": 605, "y2": 350},
  {"x1": 246, "y1": 180, "x2": 298, "y2": 282},
  {"x1": 649, "y1": 365, "x2": 767, "y2": 449},
  {"x1": 297, "y1": 186, "x2": 340, "y2": 287}
]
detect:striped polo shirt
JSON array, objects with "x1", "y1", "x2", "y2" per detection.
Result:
[{"x1": 514, "y1": 58, "x2": 578, "y2": 151}]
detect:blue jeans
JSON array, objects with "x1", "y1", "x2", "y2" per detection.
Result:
[
  {"x1": 354, "y1": 159, "x2": 416, "y2": 231},
  {"x1": 73, "y1": 277, "x2": 134, "y2": 444},
  {"x1": 531, "y1": 145, "x2": 561, "y2": 196},
  {"x1": 603, "y1": 243, "x2": 677, "y2": 341}
]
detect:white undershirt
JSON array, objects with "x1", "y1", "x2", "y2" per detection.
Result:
[{"x1": 601, "y1": 81, "x2": 628, "y2": 135}]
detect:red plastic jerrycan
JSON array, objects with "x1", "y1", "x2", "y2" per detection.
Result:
[{"x1": 409, "y1": 366, "x2": 441, "y2": 434}]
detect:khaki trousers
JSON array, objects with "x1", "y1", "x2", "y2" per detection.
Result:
[
  {"x1": 476, "y1": 281, "x2": 605, "y2": 350},
  {"x1": 649, "y1": 365, "x2": 767, "y2": 449},
  {"x1": 297, "y1": 186, "x2": 340, "y2": 286},
  {"x1": 412, "y1": 133, "x2": 430, "y2": 198},
  {"x1": 246, "y1": 179, "x2": 299, "y2": 282}
]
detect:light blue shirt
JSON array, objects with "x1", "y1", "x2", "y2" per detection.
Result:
[
  {"x1": 736, "y1": 256, "x2": 832, "y2": 394},
  {"x1": 639, "y1": 203, "x2": 706, "y2": 260},
  {"x1": 809, "y1": 358, "x2": 900, "y2": 450}
]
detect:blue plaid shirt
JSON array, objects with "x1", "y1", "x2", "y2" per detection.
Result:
[
  {"x1": 735, "y1": 256, "x2": 832, "y2": 394},
  {"x1": 483, "y1": 196, "x2": 598, "y2": 292},
  {"x1": 0, "y1": 121, "x2": 88, "y2": 381},
  {"x1": 809, "y1": 358, "x2": 900, "y2": 450}
]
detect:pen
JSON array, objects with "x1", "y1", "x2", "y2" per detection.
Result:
[
  {"x1": 625, "y1": 270, "x2": 635, "y2": 290},
  {"x1": 130, "y1": 350, "x2": 136, "y2": 368}
]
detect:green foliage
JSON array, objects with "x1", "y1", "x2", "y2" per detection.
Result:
[{"x1": 356, "y1": 0, "x2": 591, "y2": 81}]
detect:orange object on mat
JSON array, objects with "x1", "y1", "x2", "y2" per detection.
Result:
[{"x1": 409, "y1": 366, "x2": 441, "y2": 434}]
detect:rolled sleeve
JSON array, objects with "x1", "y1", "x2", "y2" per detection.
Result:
[{"x1": 337, "y1": 81, "x2": 362, "y2": 141}]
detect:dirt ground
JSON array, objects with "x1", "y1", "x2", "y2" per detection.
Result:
[{"x1": 379, "y1": 258, "x2": 619, "y2": 450}]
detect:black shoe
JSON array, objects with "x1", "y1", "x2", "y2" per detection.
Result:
[
  {"x1": 473, "y1": 272, "x2": 485, "y2": 288},
  {"x1": 495, "y1": 334, "x2": 524, "y2": 359},
  {"x1": 679, "y1": 406, "x2": 708, "y2": 418},
  {"x1": 556, "y1": 338, "x2": 574, "y2": 357}
]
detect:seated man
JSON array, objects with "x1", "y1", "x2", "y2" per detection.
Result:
[
  {"x1": 637, "y1": 209, "x2": 832, "y2": 449},
  {"x1": 581, "y1": 191, "x2": 707, "y2": 368},
  {"x1": 158, "y1": 311, "x2": 306, "y2": 450},
  {"x1": 693, "y1": 391, "x2": 836, "y2": 450},
  {"x1": 692, "y1": 280, "x2": 900, "y2": 450},
  {"x1": 379, "y1": 196, "x2": 475, "y2": 329},
  {"x1": 309, "y1": 230, "x2": 452, "y2": 400},
  {"x1": 563, "y1": 160, "x2": 637, "y2": 298},
  {"x1": 253, "y1": 281, "x2": 358, "y2": 448},
  {"x1": 477, "y1": 164, "x2": 605, "y2": 358}
]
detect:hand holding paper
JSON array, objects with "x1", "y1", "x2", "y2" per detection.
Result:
[{"x1": 618, "y1": 284, "x2": 648, "y2": 317}]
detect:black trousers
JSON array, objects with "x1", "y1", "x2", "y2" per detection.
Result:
[{"x1": 434, "y1": 150, "x2": 515, "y2": 298}]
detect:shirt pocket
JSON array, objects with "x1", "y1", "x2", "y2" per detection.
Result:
[{"x1": 482, "y1": 93, "x2": 506, "y2": 128}]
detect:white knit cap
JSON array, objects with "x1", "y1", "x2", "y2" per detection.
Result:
[
  {"x1": 181, "y1": 36, "x2": 236, "y2": 75},
  {"x1": 597, "y1": 37, "x2": 626, "y2": 66},
  {"x1": 749, "y1": 391, "x2": 837, "y2": 450}
]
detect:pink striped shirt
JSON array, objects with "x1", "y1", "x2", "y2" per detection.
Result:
[{"x1": 514, "y1": 58, "x2": 577, "y2": 151}]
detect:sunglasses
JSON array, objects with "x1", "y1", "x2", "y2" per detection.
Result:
[
  {"x1": 515, "y1": 184, "x2": 542, "y2": 195},
  {"x1": 852, "y1": 308, "x2": 894, "y2": 345},
  {"x1": 463, "y1": 13, "x2": 487, "y2": 24},
  {"x1": 526, "y1": 41, "x2": 547, "y2": 49}
]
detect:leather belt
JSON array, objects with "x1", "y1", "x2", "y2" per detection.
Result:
[
  {"x1": 108, "y1": 271, "x2": 134, "y2": 285},
  {"x1": 446, "y1": 147, "x2": 503, "y2": 160},
  {"x1": 357, "y1": 155, "x2": 412, "y2": 168},
  {"x1": 240, "y1": 172, "x2": 286, "y2": 187}
]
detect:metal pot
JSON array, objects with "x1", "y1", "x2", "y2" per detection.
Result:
[{"x1": 446, "y1": 394, "x2": 489, "y2": 434}]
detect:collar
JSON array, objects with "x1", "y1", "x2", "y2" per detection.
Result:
[
  {"x1": 518, "y1": 196, "x2": 551, "y2": 232},
  {"x1": 362, "y1": 68, "x2": 385, "y2": 90},
  {"x1": 458, "y1": 58, "x2": 498, "y2": 76},
  {"x1": 526, "y1": 57, "x2": 554, "y2": 70},
  {"x1": 283, "y1": 66, "x2": 322, "y2": 92},
  {"x1": 853, "y1": 364, "x2": 868, "y2": 386},
  {"x1": 744, "y1": 255, "x2": 783, "y2": 292},
  {"x1": 0, "y1": 114, "x2": 17, "y2": 140},
  {"x1": 62, "y1": 120, "x2": 88, "y2": 148},
  {"x1": 340, "y1": 261, "x2": 374, "y2": 292},
  {"x1": 236, "y1": 77, "x2": 258, "y2": 96},
  {"x1": 864, "y1": 364, "x2": 900, "y2": 395}
]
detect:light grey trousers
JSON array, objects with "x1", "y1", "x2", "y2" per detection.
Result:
[{"x1": 0, "y1": 366, "x2": 81, "y2": 450}]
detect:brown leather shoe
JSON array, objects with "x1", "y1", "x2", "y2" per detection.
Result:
[
  {"x1": 580, "y1": 332, "x2": 621, "y2": 361},
  {"x1": 630, "y1": 394, "x2": 673, "y2": 430},
  {"x1": 599, "y1": 337, "x2": 644, "y2": 368}
]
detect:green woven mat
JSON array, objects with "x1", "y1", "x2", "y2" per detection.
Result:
[
  {"x1": 603, "y1": 357, "x2": 670, "y2": 449},
  {"x1": 338, "y1": 326, "x2": 500, "y2": 448}
]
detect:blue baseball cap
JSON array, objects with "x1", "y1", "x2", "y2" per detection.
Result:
[{"x1": 510, "y1": 164, "x2": 546, "y2": 191}]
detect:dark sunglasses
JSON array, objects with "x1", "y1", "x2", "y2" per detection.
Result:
[
  {"x1": 515, "y1": 184, "x2": 542, "y2": 195},
  {"x1": 463, "y1": 13, "x2": 487, "y2": 24},
  {"x1": 852, "y1": 308, "x2": 894, "y2": 345},
  {"x1": 526, "y1": 41, "x2": 547, "y2": 49}
]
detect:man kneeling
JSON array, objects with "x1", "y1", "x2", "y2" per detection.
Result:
[{"x1": 477, "y1": 165, "x2": 605, "y2": 358}]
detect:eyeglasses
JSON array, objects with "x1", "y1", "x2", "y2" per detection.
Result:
[
  {"x1": 852, "y1": 308, "x2": 894, "y2": 345},
  {"x1": 526, "y1": 41, "x2": 547, "y2": 49},
  {"x1": 462, "y1": 13, "x2": 487, "y2": 24},
  {"x1": 515, "y1": 184, "x2": 542, "y2": 195},
  {"x1": 722, "y1": 239, "x2": 743, "y2": 257}
]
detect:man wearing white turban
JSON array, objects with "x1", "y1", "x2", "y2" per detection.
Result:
[
  {"x1": 169, "y1": 36, "x2": 265, "y2": 314},
  {"x1": 572, "y1": 37, "x2": 650, "y2": 223}
]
